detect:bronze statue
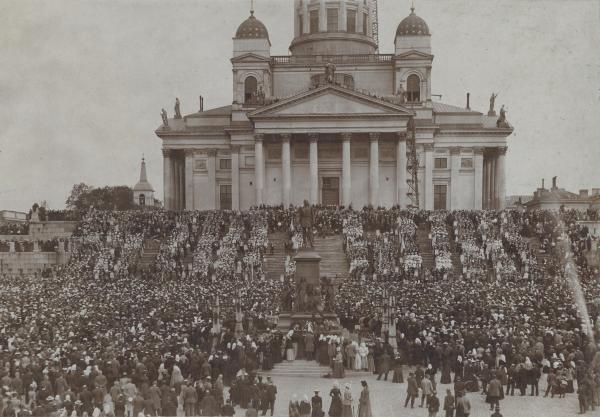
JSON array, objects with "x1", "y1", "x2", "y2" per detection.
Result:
[
  {"x1": 325, "y1": 61, "x2": 336, "y2": 84},
  {"x1": 296, "y1": 277, "x2": 307, "y2": 311},
  {"x1": 174, "y1": 98, "x2": 182, "y2": 119},
  {"x1": 297, "y1": 200, "x2": 314, "y2": 248},
  {"x1": 160, "y1": 109, "x2": 169, "y2": 127}
]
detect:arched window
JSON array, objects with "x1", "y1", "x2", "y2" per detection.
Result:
[
  {"x1": 244, "y1": 76, "x2": 258, "y2": 104},
  {"x1": 139, "y1": 194, "x2": 146, "y2": 206},
  {"x1": 407, "y1": 74, "x2": 421, "y2": 103}
]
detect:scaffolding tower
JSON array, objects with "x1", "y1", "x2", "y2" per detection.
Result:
[
  {"x1": 370, "y1": 0, "x2": 379, "y2": 50},
  {"x1": 406, "y1": 116, "x2": 420, "y2": 208}
]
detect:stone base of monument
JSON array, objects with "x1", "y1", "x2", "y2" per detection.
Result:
[
  {"x1": 276, "y1": 311, "x2": 341, "y2": 333},
  {"x1": 277, "y1": 248, "x2": 341, "y2": 333}
]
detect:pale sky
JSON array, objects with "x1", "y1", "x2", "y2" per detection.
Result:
[{"x1": 1, "y1": 0, "x2": 599, "y2": 211}]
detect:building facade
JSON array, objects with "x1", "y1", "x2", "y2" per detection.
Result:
[
  {"x1": 156, "y1": 0, "x2": 513, "y2": 211},
  {"x1": 133, "y1": 157, "x2": 155, "y2": 207}
]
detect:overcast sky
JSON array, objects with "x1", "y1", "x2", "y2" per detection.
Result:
[{"x1": 1, "y1": 0, "x2": 599, "y2": 211}]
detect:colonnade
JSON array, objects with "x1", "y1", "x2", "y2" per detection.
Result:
[
  {"x1": 253, "y1": 132, "x2": 409, "y2": 208},
  {"x1": 482, "y1": 147, "x2": 507, "y2": 210}
]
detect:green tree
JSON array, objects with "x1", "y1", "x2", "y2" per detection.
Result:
[{"x1": 65, "y1": 183, "x2": 92, "y2": 210}]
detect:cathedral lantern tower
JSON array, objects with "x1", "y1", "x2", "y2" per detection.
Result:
[
  {"x1": 394, "y1": 6, "x2": 433, "y2": 104},
  {"x1": 290, "y1": 0, "x2": 378, "y2": 55},
  {"x1": 232, "y1": 6, "x2": 272, "y2": 107}
]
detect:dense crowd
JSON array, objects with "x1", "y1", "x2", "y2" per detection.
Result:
[{"x1": 0, "y1": 206, "x2": 599, "y2": 416}]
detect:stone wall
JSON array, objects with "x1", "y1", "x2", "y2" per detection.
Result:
[
  {"x1": 0, "y1": 221, "x2": 77, "y2": 241},
  {"x1": 0, "y1": 251, "x2": 70, "y2": 275}
]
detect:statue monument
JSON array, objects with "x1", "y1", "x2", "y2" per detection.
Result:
[
  {"x1": 496, "y1": 105, "x2": 510, "y2": 128},
  {"x1": 174, "y1": 98, "x2": 182, "y2": 119},
  {"x1": 277, "y1": 203, "x2": 340, "y2": 332},
  {"x1": 488, "y1": 92, "x2": 498, "y2": 116},
  {"x1": 160, "y1": 109, "x2": 169, "y2": 128},
  {"x1": 298, "y1": 200, "x2": 314, "y2": 248},
  {"x1": 325, "y1": 61, "x2": 336, "y2": 84}
]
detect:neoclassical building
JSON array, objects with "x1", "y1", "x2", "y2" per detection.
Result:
[{"x1": 156, "y1": 0, "x2": 513, "y2": 211}]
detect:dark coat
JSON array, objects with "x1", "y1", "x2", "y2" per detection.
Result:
[{"x1": 406, "y1": 376, "x2": 419, "y2": 396}]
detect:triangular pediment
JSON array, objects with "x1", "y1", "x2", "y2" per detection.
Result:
[
  {"x1": 396, "y1": 50, "x2": 434, "y2": 60},
  {"x1": 230, "y1": 53, "x2": 270, "y2": 63},
  {"x1": 250, "y1": 85, "x2": 413, "y2": 118}
]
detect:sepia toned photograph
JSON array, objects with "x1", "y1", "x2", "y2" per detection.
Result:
[{"x1": 1, "y1": 0, "x2": 599, "y2": 416}]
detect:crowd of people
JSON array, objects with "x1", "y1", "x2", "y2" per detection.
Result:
[{"x1": 0, "y1": 205, "x2": 599, "y2": 416}]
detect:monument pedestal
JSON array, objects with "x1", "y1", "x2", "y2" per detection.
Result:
[{"x1": 277, "y1": 248, "x2": 341, "y2": 333}]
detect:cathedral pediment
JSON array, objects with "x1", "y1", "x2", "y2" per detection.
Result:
[
  {"x1": 249, "y1": 85, "x2": 413, "y2": 119},
  {"x1": 230, "y1": 53, "x2": 271, "y2": 63},
  {"x1": 395, "y1": 50, "x2": 434, "y2": 60}
]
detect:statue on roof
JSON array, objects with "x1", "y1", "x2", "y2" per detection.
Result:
[
  {"x1": 174, "y1": 98, "x2": 182, "y2": 119},
  {"x1": 325, "y1": 61, "x2": 336, "y2": 84},
  {"x1": 496, "y1": 105, "x2": 510, "y2": 128},
  {"x1": 160, "y1": 108, "x2": 169, "y2": 127},
  {"x1": 488, "y1": 92, "x2": 498, "y2": 116},
  {"x1": 396, "y1": 84, "x2": 407, "y2": 104},
  {"x1": 257, "y1": 84, "x2": 266, "y2": 105}
]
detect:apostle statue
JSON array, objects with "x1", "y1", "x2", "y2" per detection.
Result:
[
  {"x1": 396, "y1": 84, "x2": 406, "y2": 104},
  {"x1": 174, "y1": 98, "x2": 182, "y2": 119},
  {"x1": 257, "y1": 84, "x2": 266, "y2": 105},
  {"x1": 298, "y1": 200, "x2": 314, "y2": 248},
  {"x1": 325, "y1": 61, "x2": 336, "y2": 84},
  {"x1": 496, "y1": 105, "x2": 509, "y2": 128},
  {"x1": 160, "y1": 108, "x2": 169, "y2": 127},
  {"x1": 488, "y1": 92, "x2": 498, "y2": 116}
]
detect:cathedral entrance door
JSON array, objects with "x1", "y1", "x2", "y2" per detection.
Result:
[{"x1": 321, "y1": 177, "x2": 340, "y2": 206}]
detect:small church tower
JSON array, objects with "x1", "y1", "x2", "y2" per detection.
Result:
[{"x1": 133, "y1": 157, "x2": 155, "y2": 207}]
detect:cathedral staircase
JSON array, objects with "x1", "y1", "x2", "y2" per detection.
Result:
[
  {"x1": 416, "y1": 226, "x2": 435, "y2": 271},
  {"x1": 312, "y1": 235, "x2": 349, "y2": 282},
  {"x1": 138, "y1": 239, "x2": 160, "y2": 268},
  {"x1": 264, "y1": 231, "x2": 288, "y2": 280},
  {"x1": 265, "y1": 360, "x2": 370, "y2": 379}
]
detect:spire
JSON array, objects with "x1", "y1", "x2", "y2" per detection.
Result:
[
  {"x1": 139, "y1": 156, "x2": 148, "y2": 183},
  {"x1": 411, "y1": 0, "x2": 415, "y2": 13},
  {"x1": 250, "y1": 0, "x2": 254, "y2": 16}
]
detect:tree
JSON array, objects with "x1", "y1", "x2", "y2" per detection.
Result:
[
  {"x1": 66, "y1": 183, "x2": 92, "y2": 210},
  {"x1": 65, "y1": 183, "x2": 135, "y2": 211}
]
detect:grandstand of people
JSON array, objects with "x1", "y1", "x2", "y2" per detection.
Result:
[{"x1": 0, "y1": 206, "x2": 599, "y2": 416}]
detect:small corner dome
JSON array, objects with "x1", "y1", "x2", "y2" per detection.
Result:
[
  {"x1": 235, "y1": 11, "x2": 269, "y2": 40},
  {"x1": 396, "y1": 7, "x2": 430, "y2": 36}
]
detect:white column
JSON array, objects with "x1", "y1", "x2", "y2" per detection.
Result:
[
  {"x1": 396, "y1": 133, "x2": 407, "y2": 207},
  {"x1": 369, "y1": 133, "x2": 380, "y2": 207},
  {"x1": 491, "y1": 152, "x2": 497, "y2": 209},
  {"x1": 474, "y1": 148, "x2": 483, "y2": 209},
  {"x1": 281, "y1": 134, "x2": 292, "y2": 207},
  {"x1": 162, "y1": 149, "x2": 173, "y2": 210},
  {"x1": 207, "y1": 149, "x2": 216, "y2": 209},
  {"x1": 309, "y1": 133, "x2": 319, "y2": 205},
  {"x1": 342, "y1": 133, "x2": 352, "y2": 207},
  {"x1": 319, "y1": 0, "x2": 327, "y2": 31},
  {"x1": 231, "y1": 145, "x2": 240, "y2": 211},
  {"x1": 485, "y1": 151, "x2": 492, "y2": 210},
  {"x1": 340, "y1": 0, "x2": 347, "y2": 31},
  {"x1": 173, "y1": 157, "x2": 180, "y2": 211},
  {"x1": 302, "y1": 2, "x2": 310, "y2": 34},
  {"x1": 449, "y1": 147, "x2": 461, "y2": 210},
  {"x1": 179, "y1": 159, "x2": 185, "y2": 210},
  {"x1": 254, "y1": 134, "x2": 265, "y2": 206},
  {"x1": 184, "y1": 150, "x2": 194, "y2": 210},
  {"x1": 497, "y1": 147, "x2": 507, "y2": 209},
  {"x1": 424, "y1": 144, "x2": 434, "y2": 210}
]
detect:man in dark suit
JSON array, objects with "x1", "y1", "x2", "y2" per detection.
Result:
[
  {"x1": 262, "y1": 377, "x2": 277, "y2": 416},
  {"x1": 377, "y1": 351, "x2": 391, "y2": 381},
  {"x1": 405, "y1": 372, "x2": 419, "y2": 408}
]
